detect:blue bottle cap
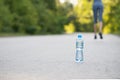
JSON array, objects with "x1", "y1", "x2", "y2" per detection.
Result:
[{"x1": 78, "y1": 34, "x2": 82, "y2": 39}]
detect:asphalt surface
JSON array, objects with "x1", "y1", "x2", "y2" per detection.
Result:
[{"x1": 0, "y1": 33, "x2": 120, "y2": 80}]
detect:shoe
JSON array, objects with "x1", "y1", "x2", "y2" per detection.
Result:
[
  {"x1": 99, "y1": 32, "x2": 103, "y2": 39},
  {"x1": 94, "y1": 35, "x2": 97, "y2": 39}
]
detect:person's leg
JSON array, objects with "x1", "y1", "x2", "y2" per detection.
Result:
[
  {"x1": 98, "y1": 21, "x2": 103, "y2": 39},
  {"x1": 93, "y1": 7, "x2": 98, "y2": 39},
  {"x1": 99, "y1": 21, "x2": 103, "y2": 33},
  {"x1": 94, "y1": 23, "x2": 97, "y2": 39},
  {"x1": 98, "y1": 6, "x2": 103, "y2": 39}
]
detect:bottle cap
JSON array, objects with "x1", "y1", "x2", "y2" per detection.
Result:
[{"x1": 78, "y1": 34, "x2": 82, "y2": 39}]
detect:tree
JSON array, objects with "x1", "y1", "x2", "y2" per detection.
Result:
[
  {"x1": 103, "y1": 0, "x2": 120, "y2": 34},
  {"x1": 74, "y1": 0, "x2": 93, "y2": 32},
  {"x1": 0, "y1": 0, "x2": 13, "y2": 32},
  {"x1": 1, "y1": 0, "x2": 119, "y2": 35}
]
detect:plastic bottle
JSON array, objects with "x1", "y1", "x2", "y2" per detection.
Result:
[{"x1": 75, "y1": 34, "x2": 84, "y2": 63}]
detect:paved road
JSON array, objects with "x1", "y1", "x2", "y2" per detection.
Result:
[{"x1": 0, "y1": 33, "x2": 120, "y2": 80}]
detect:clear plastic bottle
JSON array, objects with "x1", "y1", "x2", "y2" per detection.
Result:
[{"x1": 75, "y1": 34, "x2": 84, "y2": 63}]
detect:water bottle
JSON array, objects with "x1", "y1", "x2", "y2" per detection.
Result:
[{"x1": 75, "y1": 34, "x2": 84, "y2": 63}]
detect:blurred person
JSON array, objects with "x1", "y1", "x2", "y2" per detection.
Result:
[{"x1": 93, "y1": 0, "x2": 104, "y2": 39}]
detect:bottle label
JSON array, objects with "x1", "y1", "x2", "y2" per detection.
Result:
[
  {"x1": 76, "y1": 49, "x2": 83, "y2": 62},
  {"x1": 76, "y1": 41, "x2": 83, "y2": 49}
]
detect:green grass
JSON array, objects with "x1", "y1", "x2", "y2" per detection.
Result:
[
  {"x1": 112, "y1": 32, "x2": 120, "y2": 36},
  {"x1": 0, "y1": 32, "x2": 120, "y2": 37},
  {"x1": 0, "y1": 33, "x2": 28, "y2": 37}
]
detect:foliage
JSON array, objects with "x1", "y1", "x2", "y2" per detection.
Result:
[
  {"x1": 103, "y1": 0, "x2": 120, "y2": 34},
  {"x1": 0, "y1": 0, "x2": 120, "y2": 35},
  {"x1": 74, "y1": 0, "x2": 120, "y2": 34}
]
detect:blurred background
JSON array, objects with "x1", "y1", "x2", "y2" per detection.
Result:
[
  {"x1": 0, "y1": 0, "x2": 120, "y2": 36},
  {"x1": 0, "y1": 1, "x2": 120, "y2": 79}
]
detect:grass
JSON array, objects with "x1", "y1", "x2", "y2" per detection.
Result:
[
  {"x1": 112, "y1": 32, "x2": 120, "y2": 36},
  {"x1": 0, "y1": 33, "x2": 28, "y2": 37},
  {"x1": 0, "y1": 32, "x2": 120, "y2": 37}
]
